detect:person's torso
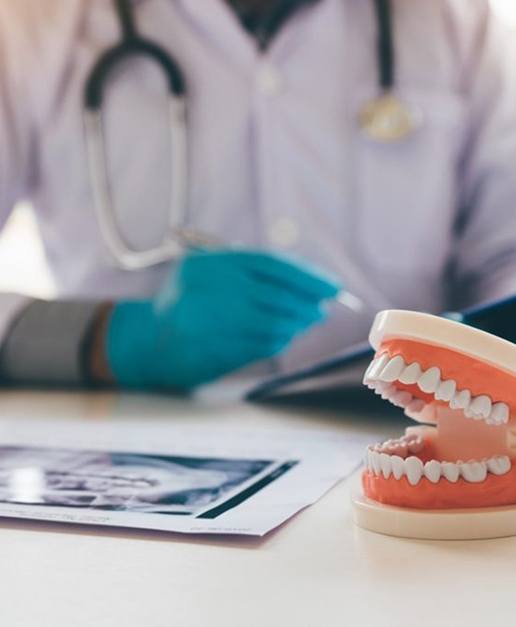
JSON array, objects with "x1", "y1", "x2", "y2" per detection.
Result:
[{"x1": 6, "y1": 0, "x2": 474, "y2": 361}]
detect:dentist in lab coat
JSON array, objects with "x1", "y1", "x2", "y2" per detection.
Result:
[{"x1": 0, "y1": 0, "x2": 515, "y2": 390}]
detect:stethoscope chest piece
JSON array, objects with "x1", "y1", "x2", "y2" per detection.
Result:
[{"x1": 359, "y1": 93, "x2": 422, "y2": 142}]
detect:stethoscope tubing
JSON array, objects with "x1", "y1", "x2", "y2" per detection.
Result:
[
  {"x1": 84, "y1": 100, "x2": 191, "y2": 270},
  {"x1": 84, "y1": 0, "x2": 190, "y2": 270},
  {"x1": 85, "y1": 0, "x2": 186, "y2": 109},
  {"x1": 373, "y1": 0, "x2": 395, "y2": 92}
]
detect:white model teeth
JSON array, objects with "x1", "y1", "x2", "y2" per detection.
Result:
[
  {"x1": 441, "y1": 461, "x2": 460, "y2": 483},
  {"x1": 450, "y1": 389, "x2": 471, "y2": 410},
  {"x1": 486, "y1": 456, "x2": 511, "y2": 475},
  {"x1": 435, "y1": 379, "x2": 456, "y2": 402},
  {"x1": 459, "y1": 461, "x2": 487, "y2": 483},
  {"x1": 389, "y1": 390, "x2": 413, "y2": 408},
  {"x1": 368, "y1": 449, "x2": 381, "y2": 475},
  {"x1": 488, "y1": 403, "x2": 510, "y2": 426},
  {"x1": 379, "y1": 385, "x2": 395, "y2": 400},
  {"x1": 380, "y1": 453, "x2": 392, "y2": 479},
  {"x1": 363, "y1": 353, "x2": 389, "y2": 383},
  {"x1": 424, "y1": 460, "x2": 441, "y2": 483},
  {"x1": 378, "y1": 355, "x2": 405, "y2": 382},
  {"x1": 406, "y1": 437, "x2": 424, "y2": 454},
  {"x1": 417, "y1": 367, "x2": 441, "y2": 394},
  {"x1": 364, "y1": 353, "x2": 512, "y2": 426},
  {"x1": 405, "y1": 456, "x2": 424, "y2": 485},
  {"x1": 399, "y1": 362, "x2": 422, "y2": 385},
  {"x1": 466, "y1": 395, "x2": 492, "y2": 420},
  {"x1": 391, "y1": 455, "x2": 404, "y2": 480},
  {"x1": 366, "y1": 448, "x2": 512, "y2": 486},
  {"x1": 461, "y1": 395, "x2": 509, "y2": 425},
  {"x1": 369, "y1": 433, "x2": 423, "y2": 459}
]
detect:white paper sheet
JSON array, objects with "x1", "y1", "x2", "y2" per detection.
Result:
[{"x1": 0, "y1": 419, "x2": 372, "y2": 536}]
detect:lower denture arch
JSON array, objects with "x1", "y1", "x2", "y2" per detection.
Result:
[{"x1": 363, "y1": 466, "x2": 516, "y2": 509}]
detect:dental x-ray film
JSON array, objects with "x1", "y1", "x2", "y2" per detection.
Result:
[{"x1": 0, "y1": 422, "x2": 369, "y2": 536}]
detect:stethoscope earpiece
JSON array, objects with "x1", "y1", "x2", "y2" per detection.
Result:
[{"x1": 359, "y1": 93, "x2": 422, "y2": 142}]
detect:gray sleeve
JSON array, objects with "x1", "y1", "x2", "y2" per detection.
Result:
[{"x1": 0, "y1": 300, "x2": 102, "y2": 386}]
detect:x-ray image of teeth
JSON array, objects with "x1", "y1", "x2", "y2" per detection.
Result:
[{"x1": 0, "y1": 446, "x2": 274, "y2": 515}]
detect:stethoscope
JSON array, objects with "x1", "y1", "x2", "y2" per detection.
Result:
[{"x1": 83, "y1": 0, "x2": 421, "y2": 271}]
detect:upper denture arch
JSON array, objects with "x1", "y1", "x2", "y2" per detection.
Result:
[
  {"x1": 370, "y1": 310, "x2": 516, "y2": 377},
  {"x1": 368, "y1": 310, "x2": 516, "y2": 415}
]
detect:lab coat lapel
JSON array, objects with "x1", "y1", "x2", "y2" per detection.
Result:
[{"x1": 173, "y1": 0, "x2": 257, "y2": 68}]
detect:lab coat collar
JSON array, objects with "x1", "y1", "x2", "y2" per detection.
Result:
[
  {"x1": 173, "y1": 0, "x2": 328, "y2": 66},
  {"x1": 174, "y1": 0, "x2": 257, "y2": 68}
]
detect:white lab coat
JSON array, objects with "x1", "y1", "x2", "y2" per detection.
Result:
[{"x1": 0, "y1": 0, "x2": 515, "y2": 372}]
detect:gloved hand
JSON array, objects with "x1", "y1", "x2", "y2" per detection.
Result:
[{"x1": 106, "y1": 250, "x2": 341, "y2": 390}]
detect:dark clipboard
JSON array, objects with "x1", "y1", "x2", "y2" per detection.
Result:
[
  {"x1": 246, "y1": 293, "x2": 516, "y2": 403},
  {"x1": 246, "y1": 342, "x2": 374, "y2": 402}
]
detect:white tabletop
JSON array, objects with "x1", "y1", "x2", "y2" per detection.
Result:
[{"x1": 0, "y1": 388, "x2": 513, "y2": 627}]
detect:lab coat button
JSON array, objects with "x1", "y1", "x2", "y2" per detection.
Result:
[
  {"x1": 269, "y1": 218, "x2": 299, "y2": 247},
  {"x1": 256, "y1": 64, "x2": 283, "y2": 96}
]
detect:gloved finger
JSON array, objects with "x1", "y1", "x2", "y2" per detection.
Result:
[
  {"x1": 238, "y1": 299, "x2": 327, "y2": 337},
  {"x1": 177, "y1": 250, "x2": 262, "y2": 287},
  {"x1": 162, "y1": 291, "x2": 304, "y2": 343},
  {"x1": 178, "y1": 261, "x2": 331, "y2": 324},
  {"x1": 208, "y1": 278, "x2": 327, "y2": 326},
  {"x1": 245, "y1": 279, "x2": 330, "y2": 322},
  {"x1": 231, "y1": 250, "x2": 342, "y2": 301},
  {"x1": 177, "y1": 250, "x2": 341, "y2": 302},
  {"x1": 199, "y1": 293, "x2": 327, "y2": 340}
]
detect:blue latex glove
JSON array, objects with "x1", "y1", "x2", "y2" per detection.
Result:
[{"x1": 107, "y1": 250, "x2": 341, "y2": 390}]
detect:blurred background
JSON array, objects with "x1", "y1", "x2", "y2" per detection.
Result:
[{"x1": 1, "y1": 0, "x2": 515, "y2": 300}]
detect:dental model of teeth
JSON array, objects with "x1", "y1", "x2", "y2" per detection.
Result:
[
  {"x1": 367, "y1": 434, "x2": 511, "y2": 486},
  {"x1": 364, "y1": 352, "x2": 510, "y2": 426},
  {"x1": 351, "y1": 309, "x2": 516, "y2": 540}
]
